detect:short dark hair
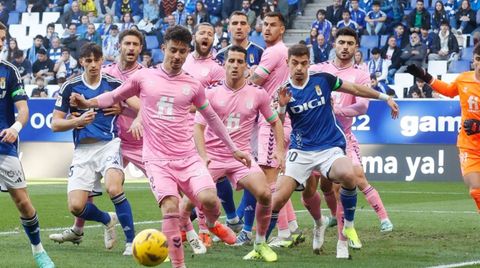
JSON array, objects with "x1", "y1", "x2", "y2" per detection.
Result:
[
  {"x1": 142, "y1": 51, "x2": 152, "y2": 57},
  {"x1": 0, "y1": 22, "x2": 6, "y2": 31},
  {"x1": 193, "y1": 22, "x2": 214, "y2": 35},
  {"x1": 316, "y1": 9, "x2": 326, "y2": 17},
  {"x1": 265, "y1": 12, "x2": 285, "y2": 26},
  {"x1": 13, "y1": 50, "x2": 23, "y2": 59},
  {"x1": 342, "y1": 10, "x2": 350, "y2": 15},
  {"x1": 226, "y1": 45, "x2": 247, "y2": 61},
  {"x1": 37, "y1": 48, "x2": 47, "y2": 55},
  {"x1": 229, "y1": 10, "x2": 248, "y2": 21},
  {"x1": 164, "y1": 25, "x2": 193, "y2": 46},
  {"x1": 79, "y1": 42, "x2": 103, "y2": 59},
  {"x1": 288, "y1": 44, "x2": 310, "y2": 59},
  {"x1": 371, "y1": 47, "x2": 380, "y2": 55},
  {"x1": 335, "y1": 27, "x2": 359, "y2": 45},
  {"x1": 34, "y1": 34, "x2": 44, "y2": 40},
  {"x1": 372, "y1": 1, "x2": 381, "y2": 6},
  {"x1": 47, "y1": 23, "x2": 55, "y2": 29},
  {"x1": 119, "y1": 29, "x2": 144, "y2": 46},
  {"x1": 61, "y1": 47, "x2": 70, "y2": 53}
]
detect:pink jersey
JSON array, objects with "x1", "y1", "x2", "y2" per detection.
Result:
[
  {"x1": 97, "y1": 66, "x2": 237, "y2": 161},
  {"x1": 310, "y1": 61, "x2": 370, "y2": 133},
  {"x1": 195, "y1": 81, "x2": 278, "y2": 158},
  {"x1": 102, "y1": 63, "x2": 143, "y2": 146},
  {"x1": 183, "y1": 53, "x2": 225, "y2": 88}
]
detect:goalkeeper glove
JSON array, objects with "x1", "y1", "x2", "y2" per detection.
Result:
[
  {"x1": 463, "y1": 119, "x2": 480, "y2": 135},
  {"x1": 406, "y1": 64, "x2": 433, "y2": 84}
]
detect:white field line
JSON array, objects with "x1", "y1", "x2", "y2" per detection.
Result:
[
  {"x1": 0, "y1": 208, "x2": 476, "y2": 236},
  {"x1": 426, "y1": 260, "x2": 480, "y2": 268}
]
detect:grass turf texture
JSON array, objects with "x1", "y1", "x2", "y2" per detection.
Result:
[{"x1": 0, "y1": 180, "x2": 478, "y2": 268}]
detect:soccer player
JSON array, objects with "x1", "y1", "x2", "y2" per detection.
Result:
[
  {"x1": 69, "y1": 26, "x2": 251, "y2": 268},
  {"x1": 310, "y1": 27, "x2": 394, "y2": 257},
  {"x1": 406, "y1": 53, "x2": 480, "y2": 219},
  {"x1": 265, "y1": 44, "x2": 399, "y2": 259},
  {"x1": 249, "y1": 11, "x2": 301, "y2": 248},
  {"x1": 51, "y1": 43, "x2": 136, "y2": 256},
  {"x1": 195, "y1": 45, "x2": 285, "y2": 261},
  {"x1": 0, "y1": 22, "x2": 55, "y2": 268}
]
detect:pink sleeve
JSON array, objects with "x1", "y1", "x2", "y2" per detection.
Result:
[
  {"x1": 258, "y1": 90, "x2": 278, "y2": 124},
  {"x1": 335, "y1": 97, "x2": 369, "y2": 117},
  {"x1": 194, "y1": 111, "x2": 207, "y2": 126},
  {"x1": 198, "y1": 104, "x2": 238, "y2": 153},
  {"x1": 97, "y1": 76, "x2": 141, "y2": 108},
  {"x1": 254, "y1": 48, "x2": 276, "y2": 79}
]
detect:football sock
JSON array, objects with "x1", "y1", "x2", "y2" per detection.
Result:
[
  {"x1": 216, "y1": 177, "x2": 237, "y2": 220},
  {"x1": 179, "y1": 205, "x2": 194, "y2": 232},
  {"x1": 336, "y1": 201, "x2": 347, "y2": 241},
  {"x1": 323, "y1": 190, "x2": 337, "y2": 217},
  {"x1": 266, "y1": 210, "x2": 279, "y2": 239},
  {"x1": 285, "y1": 199, "x2": 298, "y2": 231},
  {"x1": 31, "y1": 243, "x2": 45, "y2": 255},
  {"x1": 78, "y1": 202, "x2": 110, "y2": 225},
  {"x1": 73, "y1": 196, "x2": 92, "y2": 234},
  {"x1": 255, "y1": 202, "x2": 272, "y2": 243},
  {"x1": 470, "y1": 188, "x2": 480, "y2": 212},
  {"x1": 162, "y1": 213, "x2": 184, "y2": 268},
  {"x1": 277, "y1": 205, "x2": 290, "y2": 235},
  {"x1": 362, "y1": 185, "x2": 389, "y2": 221},
  {"x1": 189, "y1": 208, "x2": 197, "y2": 221},
  {"x1": 200, "y1": 200, "x2": 221, "y2": 228},
  {"x1": 111, "y1": 192, "x2": 135, "y2": 243},
  {"x1": 21, "y1": 212, "x2": 41, "y2": 246},
  {"x1": 195, "y1": 207, "x2": 209, "y2": 232},
  {"x1": 340, "y1": 187, "x2": 357, "y2": 222},
  {"x1": 238, "y1": 189, "x2": 256, "y2": 232},
  {"x1": 302, "y1": 192, "x2": 322, "y2": 225}
]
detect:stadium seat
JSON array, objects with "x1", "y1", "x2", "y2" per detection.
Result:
[
  {"x1": 21, "y1": 12, "x2": 40, "y2": 26},
  {"x1": 8, "y1": 11, "x2": 20, "y2": 25},
  {"x1": 16, "y1": 0, "x2": 26, "y2": 12},
  {"x1": 42, "y1": 12, "x2": 60, "y2": 25},
  {"x1": 389, "y1": 84, "x2": 406, "y2": 99},
  {"x1": 16, "y1": 35, "x2": 33, "y2": 50},
  {"x1": 151, "y1": 48, "x2": 164, "y2": 64},
  {"x1": 441, "y1": 73, "x2": 459, "y2": 83},
  {"x1": 380, "y1": 35, "x2": 388, "y2": 47},
  {"x1": 360, "y1": 35, "x2": 379, "y2": 50},
  {"x1": 358, "y1": 47, "x2": 369, "y2": 61},
  {"x1": 9, "y1": 24, "x2": 27, "y2": 39},
  {"x1": 54, "y1": 23, "x2": 65, "y2": 35},
  {"x1": 394, "y1": 73, "x2": 414, "y2": 90},
  {"x1": 462, "y1": 46, "x2": 474, "y2": 60},
  {"x1": 427, "y1": 60, "x2": 448, "y2": 77},
  {"x1": 146, "y1": 35, "x2": 159, "y2": 50},
  {"x1": 29, "y1": 24, "x2": 47, "y2": 37},
  {"x1": 448, "y1": 60, "x2": 471, "y2": 73}
]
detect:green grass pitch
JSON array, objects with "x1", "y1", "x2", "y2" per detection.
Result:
[{"x1": 0, "y1": 180, "x2": 479, "y2": 268}]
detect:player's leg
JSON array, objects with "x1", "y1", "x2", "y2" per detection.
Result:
[
  {"x1": 285, "y1": 198, "x2": 303, "y2": 243},
  {"x1": 459, "y1": 150, "x2": 480, "y2": 212},
  {"x1": 178, "y1": 196, "x2": 207, "y2": 254},
  {"x1": 319, "y1": 174, "x2": 337, "y2": 227},
  {"x1": 160, "y1": 196, "x2": 185, "y2": 268},
  {"x1": 465, "y1": 172, "x2": 480, "y2": 211},
  {"x1": 216, "y1": 177, "x2": 243, "y2": 231},
  {"x1": 235, "y1": 189, "x2": 256, "y2": 246}
]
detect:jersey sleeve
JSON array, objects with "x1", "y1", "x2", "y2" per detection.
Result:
[
  {"x1": 194, "y1": 111, "x2": 207, "y2": 126},
  {"x1": 192, "y1": 82, "x2": 209, "y2": 110},
  {"x1": 258, "y1": 90, "x2": 278, "y2": 124},
  {"x1": 430, "y1": 77, "x2": 459, "y2": 98},
  {"x1": 54, "y1": 83, "x2": 72, "y2": 113},
  {"x1": 97, "y1": 72, "x2": 141, "y2": 108},
  {"x1": 254, "y1": 47, "x2": 277, "y2": 80},
  {"x1": 8, "y1": 66, "x2": 28, "y2": 102},
  {"x1": 323, "y1": 73, "x2": 343, "y2": 91}
]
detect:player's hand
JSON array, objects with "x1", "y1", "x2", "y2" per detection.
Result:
[
  {"x1": 103, "y1": 103, "x2": 122, "y2": 116},
  {"x1": 273, "y1": 150, "x2": 285, "y2": 172},
  {"x1": 463, "y1": 119, "x2": 480, "y2": 135},
  {"x1": 70, "y1": 93, "x2": 90, "y2": 109},
  {"x1": 278, "y1": 86, "x2": 291, "y2": 107},
  {"x1": 76, "y1": 110, "x2": 97, "y2": 128},
  {"x1": 405, "y1": 64, "x2": 433, "y2": 84},
  {"x1": 0, "y1": 128, "x2": 19, "y2": 143},
  {"x1": 199, "y1": 154, "x2": 211, "y2": 167},
  {"x1": 68, "y1": 112, "x2": 85, "y2": 129},
  {"x1": 387, "y1": 98, "x2": 399, "y2": 119},
  {"x1": 127, "y1": 116, "x2": 143, "y2": 140},
  {"x1": 233, "y1": 150, "x2": 251, "y2": 168}
]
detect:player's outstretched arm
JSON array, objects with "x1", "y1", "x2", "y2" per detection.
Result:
[
  {"x1": 0, "y1": 100, "x2": 28, "y2": 143},
  {"x1": 338, "y1": 81, "x2": 399, "y2": 119},
  {"x1": 51, "y1": 110, "x2": 97, "y2": 132},
  {"x1": 277, "y1": 85, "x2": 291, "y2": 123},
  {"x1": 405, "y1": 64, "x2": 459, "y2": 98},
  {"x1": 271, "y1": 120, "x2": 286, "y2": 171},
  {"x1": 193, "y1": 123, "x2": 210, "y2": 167}
]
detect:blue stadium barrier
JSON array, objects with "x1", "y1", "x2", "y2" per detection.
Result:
[
  {"x1": 8, "y1": 11, "x2": 20, "y2": 25},
  {"x1": 448, "y1": 60, "x2": 471, "y2": 73},
  {"x1": 151, "y1": 48, "x2": 164, "y2": 64},
  {"x1": 145, "y1": 35, "x2": 159, "y2": 50},
  {"x1": 360, "y1": 35, "x2": 379, "y2": 50}
]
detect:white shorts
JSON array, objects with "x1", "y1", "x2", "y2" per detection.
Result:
[
  {"x1": 284, "y1": 147, "x2": 346, "y2": 186},
  {"x1": 67, "y1": 138, "x2": 123, "y2": 194},
  {"x1": 0, "y1": 155, "x2": 26, "y2": 192}
]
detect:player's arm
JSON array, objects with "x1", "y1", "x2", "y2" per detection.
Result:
[
  {"x1": 193, "y1": 122, "x2": 210, "y2": 166},
  {"x1": 250, "y1": 48, "x2": 275, "y2": 86},
  {"x1": 405, "y1": 64, "x2": 459, "y2": 98},
  {"x1": 277, "y1": 85, "x2": 291, "y2": 123},
  {"x1": 0, "y1": 100, "x2": 28, "y2": 143},
  {"x1": 335, "y1": 96, "x2": 369, "y2": 117},
  {"x1": 51, "y1": 109, "x2": 96, "y2": 132}
]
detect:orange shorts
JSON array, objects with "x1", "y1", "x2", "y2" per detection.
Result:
[{"x1": 459, "y1": 149, "x2": 480, "y2": 176}]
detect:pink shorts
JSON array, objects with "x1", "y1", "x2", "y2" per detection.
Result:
[
  {"x1": 345, "y1": 133, "x2": 361, "y2": 166},
  {"x1": 144, "y1": 156, "x2": 216, "y2": 205},
  {"x1": 121, "y1": 143, "x2": 146, "y2": 175},
  {"x1": 208, "y1": 156, "x2": 263, "y2": 190},
  {"x1": 257, "y1": 124, "x2": 291, "y2": 167}
]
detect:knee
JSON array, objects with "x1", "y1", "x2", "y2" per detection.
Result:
[
  {"x1": 271, "y1": 193, "x2": 287, "y2": 212},
  {"x1": 160, "y1": 196, "x2": 180, "y2": 214},
  {"x1": 335, "y1": 169, "x2": 357, "y2": 189},
  {"x1": 256, "y1": 187, "x2": 272, "y2": 205},
  {"x1": 68, "y1": 200, "x2": 86, "y2": 216},
  {"x1": 197, "y1": 189, "x2": 218, "y2": 209},
  {"x1": 106, "y1": 184, "x2": 123, "y2": 197}
]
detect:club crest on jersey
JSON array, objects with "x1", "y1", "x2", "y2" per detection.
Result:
[
  {"x1": 182, "y1": 86, "x2": 191, "y2": 95},
  {"x1": 246, "y1": 100, "x2": 253, "y2": 109},
  {"x1": 315, "y1": 85, "x2": 323, "y2": 96},
  {"x1": 200, "y1": 68, "x2": 209, "y2": 77},
  {"x1": 249, "y1": 53, "x2": 255, "y2": 64},
  {"x1": 0, "y1": 77, "x2": 5, "y2": 89}
]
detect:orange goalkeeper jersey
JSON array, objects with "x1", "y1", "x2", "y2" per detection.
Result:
[{"x1": 431, "y1": 71, "x2": 480, "y2": 152}]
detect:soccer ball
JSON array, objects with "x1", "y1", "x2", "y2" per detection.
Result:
[{"x1": 132, "y1": 229, "x2": 169, "y2": 267}]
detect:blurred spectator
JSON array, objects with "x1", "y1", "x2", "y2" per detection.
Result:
[
  {"x1": 120, "y1": 12, "x2": 135, "y2": 31},
  {"x1": 250, "y1": 0, "x2": 266, "y2": 15},
  {"x1": 337, "y1": 10, "x2": 359, "y2": 32},
  {"x1": 195, "y1": 1, "x2": 210, "y2": 23},
  {"x1": 103, "y1": 24, "x2": 120, "y2": 62},
  {"x1": 312, "y1": 33, "x2": 332, "y2": 64},
  {"x1": 26, "y1": 35, "x2": 46, "y2": 65},
  {"x1": 116, "y1": 0, "x2": 141, "y2": 22},
  {"x1": 312, "y1": 9, "x2": 333, "y2": 44},
  {"x1": 407, "y1": 0, "x2": 431, "y2": 33},
  {"x1": 419, "y1": 25, "x2": 435, "y2": 54},
  {"x1": 60, "y1": 1, "x2": 84, "y2": 28},
  {"x1": 48, "y1": 37, "x2": 62, "y2": 63},
  {"x1": 61, "y1": 23, "x2": 80, "y2": 57},
  {"x1": 472, "y1": 0, "x2": 480, "y2": 12},
  {"x1": 173, "y1": 1, "x2": 188, "y2": 26},
  {"x1": 44, "y1": 23, "x2": 59, "y2": 51},
  {"x1": 381, "y1": 35, "x2": 402, "y2": 84},
  {"x1": 138, "y1": 17, "x2": 155, "y2": 34},
  {"x1": 241, "y1": 0, "x2": 257, "y2": 29},
  {"x1": 455, "y1": 0, "x2": 476, "y2": 34},
  {"x1": 306, "y1": 28, "x2": 318, "y2": 46},
  {"x1": 205, "y1": 0, "x2": 223, "y2": 24},
  {"x1": 28, "y1": 0, "x2": 49, "y2": 12},
  {"x1": 96, "y1": 0, "x2": 116, "y2": 22},
  {"x1": 250, "y1": 20, "x2": 266, "y2": 48},
  {"x1": 185, "y1": 0, "x2": 197, "y2": 14},
  {"x1": 79, "y1": 0, "x2": 97, "y2": 17},
  {"x1": 7, "y1": 38, "x2": 20, "y2": 63},
  {"x1": 354, "y1": 50, "x2": 368, "y2": 71},
  {"x1": 444, "y1": 0, "x2": 457, "y2": 29},
  {"x1": 326, "y1": 0, "x2": 345, "y2": 25},
  {"x1": 365, "y1": 1, "x2": 386, "y2": 35},
  {"x1": 408, "y1": 78, "x2": 433, "y2": 98},
  {"x1": 82, "y1": 23, "x2": 102, "y2": 45},
  {"x1": 398, "y1": 32, "x2": 427, "y2": 72},
  {"x1": 160, "y1": 0, "x2": 178, "y2": 16},
  {"x1": 222, "y1": 0, "x2": 236, "y2": 20},
  {"x1": 381, "y1": 0, "x2": 404, "y2": 26},
  {"x1": 160, "y1": 15, "x2": 176, "y2": 36},
  {"x1": 0, "y1": 1, "x2": 8, "y2": 26},
  {"x1": 371, "y1": 74, "x2": 396, "y2": 96},
  {"x1": 143, "y1": 0, "x2": 159, "y2": 24},
  {"x1": 98, "y1": 14, "x2": 114, "y2": 38},
  {"x1": 32, "y1": 48, "x2": 55, "y2": 84},
  {"x1": 359, "y1": 0, "x2": 373, "y2": 12},
  {"x1": 47, "y1": 0, "x2": 68, "y2": 12},
  {"x1": 142, "y1": 51, "x2": 153, "y2": 67},
  {"x1": 368, "y1": 47, "x2": 388, "y2": 83},
  {"x1": 12, "y1": 50, "x2": 33, "y2": 85},
  {"x1": 431, "y1": 0, "x2": 448, "y2": 33},
  {"x1": 329, "y1": 26, "x2": 338, "y2": 45},
  {"x1": 393, "y1": 23, "x2": 409, "y2": 49},
  {"x1": 429, "y1": 21, "x2": 459, "y2": 61},
  {"x1": 30, "y1": 77, "x2": 48, "y2": 98},
  {"x1": 54, "y1": 48, "x2": 78, "y2": 80},
  {"x1": 185, "y1": 15, "x2": 196, "y2": 33},
  {"x1": 213, "y1": 21, "x2": 228, "y2": 47},
  {"x1": 350, "y1": 0, "x2": 366, "y2": 34},
  {"x1": 77, "y1": 15, "x2": 90, "y2": 36}
]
